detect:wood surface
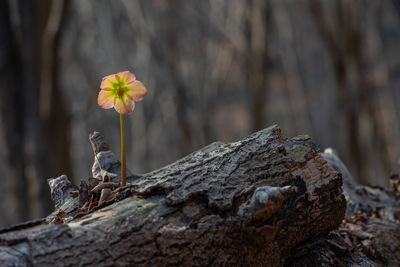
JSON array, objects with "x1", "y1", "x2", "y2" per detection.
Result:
[{"x1": 0, "y1": 125, "x2": 349, "y2": 266}]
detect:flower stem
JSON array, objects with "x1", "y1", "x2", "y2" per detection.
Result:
[{"x1": 120, "y1": 114, "x2": 126, "y2": 186}]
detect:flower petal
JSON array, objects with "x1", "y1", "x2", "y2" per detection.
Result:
[
  {"x1": 117, "y1": 71, "x2": 136, "y2": 84},
  {"x1": 114, "y1": 94, "x2": 135, "y2": 114},
  {"x1": 98, "y1": 89, "x2": 115, "y2": 109},
  {"x1": 101, "y1": 74, "x2": 118, "y2": 90},
  {"x1": 126, "y1": 80, "x2": 147, "y2": 101}
]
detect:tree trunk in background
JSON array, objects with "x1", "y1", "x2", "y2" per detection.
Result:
[
  {"x1": 38, "y1": 0, "x2": 73, "y2": 191},
  {"x1": 309, "y1": 0, "x2": 363, "y2": 182},
  {"x1": 167, "y1": 0, "x2": 192, "y2": 156},
  {"x1": 309, "y1": 0, "x2": 398, "y2": 185},
  {"x1": 0, "y1": 0, "x2": 72, "y2": 222},
  {"x1": 272, "y1": 0, "x2": 313, "y2": 135},
  {"x1": 247, "y1": 0, "x2": 270, "y2": 131},
  {"x1": 0, "y1": 0, "x2": 29, "y2": 221},
  {"x1": 18, "y1": 0, "x2": 53, "y2": 218}
]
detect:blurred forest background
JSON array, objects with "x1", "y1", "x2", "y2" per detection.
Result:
[{"x1": 0, "y1": 0, "x2": 399, "y2": 227}]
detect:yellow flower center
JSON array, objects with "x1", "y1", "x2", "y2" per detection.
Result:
[{"x1": 113, "y1": 81, "x2": 127, "y2": 98}]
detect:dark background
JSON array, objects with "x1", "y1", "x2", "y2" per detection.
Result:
[{"x1": 0, "y1": 0, "x2": 399, "y2": 227}]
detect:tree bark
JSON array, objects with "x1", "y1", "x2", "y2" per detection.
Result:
[
  {"x1": 0, "y1": 125, "x2": 347, "y2": 266},
  {"x1": 286, "y1": 148, "x2": 400, "y2": 266}
]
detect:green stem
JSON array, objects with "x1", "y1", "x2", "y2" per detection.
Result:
[{"x1": 120, "y1": 114, "x2": 126, "y2": 186}]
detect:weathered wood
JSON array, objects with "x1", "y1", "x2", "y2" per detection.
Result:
[
  {"x1": 287, "y1": 149, "x2": 400, "y2": 266},
  {"x1": 321, "y1": 149, "x2": 400, "y2": 265},
  {"x1": 90, "y1": 131, "x2": 136, "y2": 183},
  {"x1": 323, "y1": 148, "x2": 400, "y2": 218},
  {"x1": 286, "y1": 231, "x2": 379, "y2": 266},
  {"x1": 0, "y1": 125, "x2": 346, "y2": 266}
]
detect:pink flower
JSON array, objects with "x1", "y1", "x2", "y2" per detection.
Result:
[{"x1": 98, "y1": 71, "x2": 147, "y2": 114}]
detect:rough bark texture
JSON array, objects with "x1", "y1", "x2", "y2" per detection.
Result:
[
  {"x1": 286, "y1": 149, "x2": 400, "y2": 266},
  {"x1": 323, "y1": 149, "x2": 400, "y2": 219},
  {"x1": 0, "y1": 125, "x2": 347, "y2": 266}
]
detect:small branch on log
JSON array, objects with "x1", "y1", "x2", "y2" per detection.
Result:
[
  {"x1": 47, "y1": 174, "x2": 78, "y2": 210},
  {"x1": 90, "y1": 131, "x2": 138, "y2": 183},
  {"x1": 90, "y1": 182, "x2": 119, "y2": 195}
]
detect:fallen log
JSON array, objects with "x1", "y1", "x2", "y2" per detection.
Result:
[
  {"x1": 0, "y1": 125, "x2": 347, "y2": 266},
  {"x1": 286, "y1": 149, "x2": 400, "y2": 266}
]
